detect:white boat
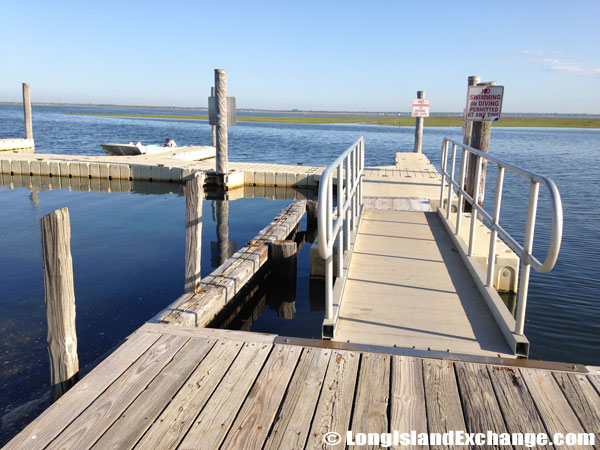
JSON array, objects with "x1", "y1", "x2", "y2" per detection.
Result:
[{"x1": 101, "y1": 142, "x2": 172, "y2": 156}]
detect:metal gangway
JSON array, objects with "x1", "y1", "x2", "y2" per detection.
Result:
[{"x1": 317, "y1": 137, "x2": 562, "y2": 357}]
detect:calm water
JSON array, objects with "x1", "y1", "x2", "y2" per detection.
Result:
[{"x1": 0, "y1": 105, "x2": 599, "y2": 443}]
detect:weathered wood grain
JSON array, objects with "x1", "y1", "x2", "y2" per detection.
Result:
[
  {"x1": 6, "y1": 331, "x2": 161, "y2": 449},
  {"x1": 41, "y1": 207, "x2": 79, "y2": 402},
  {"x1": 140, "y1": 322, "x2": 276, "y2": 343},
  {"x1": 390, "y1": 356, "x2": 428, "y2": 450},
  {"x1": 305, "y1": 350, "x2": 360, "y2": 449},
  {"x1": 263, "y1": 347, "x2": 331, "y2": 450},
  {"x1": 486, "y1": 365, "x2": 549, "y2": 450},
  {"x1": 589, "y1": 375, "x2": 600, "y2": 395},
  {"x1": 22, "y1": 82, "x2": 33, "y2": 139},
  {"x1": 215, "y1": 68, "x2": 228, "y2": 175},
  {"x1": 178, "y1": 342, "x2": 272, "y2": 450},
  {"x1": 135, "y1": 339, "x2": 242, "y2": 449},
  {"x1": 553, "y1": 372, "x2": 600, "y2": 445},
  {"x1": 91, "y1": 338, "x2": 215, "y2": 450},
  {"x1": 455, "y1": 362, "x2": 511, "y2": 450},
  {"x1": 184, "y1": 174, "x2": 204, "y2": 293},
  {"x1": 47, "y1": 334, "x2": 188, "y2": 449},
  {"x1": 423, "y1": 359, "x2": 466, "y2": 450},
  {"x1": 521, "y1": 368, "x2": 593, "y2": 450},
  {"x1": 219, "y1": 344, "x2": 302, "y2": 450},
  {"x1": 350, "y1": 353, "x2": 390, "y2": 450}
]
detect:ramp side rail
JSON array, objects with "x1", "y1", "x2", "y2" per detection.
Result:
[
  {"x1": 318, "y1": 137, "x2": 364, "y2": 338},
  {"x1": 439, "y1": 138, "x2": 563, "y2": 337}
]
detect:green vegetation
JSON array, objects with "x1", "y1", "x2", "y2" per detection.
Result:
[{"x1": 65, "y1": 113, "x2": 600, "y2": 128}]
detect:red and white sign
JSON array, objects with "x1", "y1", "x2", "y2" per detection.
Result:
[
  {"x1": 412, "y1": 99, "x2": 430, "y2": 117},
  {"x1": 465, "y1": 86, "x2": 504, "y2": 121}
]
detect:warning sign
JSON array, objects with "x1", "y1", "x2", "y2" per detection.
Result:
[
  {"x1": 412, "y1": 99, "x2": 430, "y2": 117},
  {"x1": 466, "y1": 86, "x2": 504, "y2": 121}
]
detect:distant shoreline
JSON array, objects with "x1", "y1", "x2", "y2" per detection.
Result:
[
  {"x1": 63, "y1": 112, "x2": 600, "y2": 128},
  {"x1": 1, "y1": 102, "x2": 599, "y2": 119}
]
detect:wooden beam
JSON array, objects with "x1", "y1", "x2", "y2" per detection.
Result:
[
  {"x1": 22, "y1": 82, "x2": 33, "y2": 140},
  {"x1": 215, "y1": 69, "x2": 228, "y2": 175},
  {"x1": 184, "y1": 174, "x2": 204, "y2": 293},
  {"x1": 40, "y1": 207, "x2": 79, "y2": 402}
]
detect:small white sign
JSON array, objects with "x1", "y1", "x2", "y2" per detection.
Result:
[
  {"x1": 465, "y1": 86, "x2": 504, "y2": 121},
  {"x1": 412, "y1": 99, "x2": 430, "y2": 117}
]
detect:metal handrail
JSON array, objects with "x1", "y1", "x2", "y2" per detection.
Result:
[
  {"x1": 318, "y1": 137, "x2": 364, "y2": 323},
  {"x1": 439, "y1": 137, "x2": 563, "y2": 335}
]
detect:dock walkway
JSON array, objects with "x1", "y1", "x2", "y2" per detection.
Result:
[{"x1": 7, "y1": 324, "x2": 598, "y2": 449}]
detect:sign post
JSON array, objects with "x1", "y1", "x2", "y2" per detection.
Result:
[{"x1": 412, "y1": 91, "x2": 429, "y2": 153}]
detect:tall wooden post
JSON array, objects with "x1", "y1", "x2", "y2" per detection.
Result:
[
  {"x1": 22, "y1": 82, "x2": 33, "y2": 140},
  {"x1": 40, "y1": 207, "x2": 79, "y2": 401},
  {"x1": 216, "y1": 199, "x2": 230, "y2": 266},
  {"x1": 215, "y1": 69, "x2": 228, "y2": 176},
  {"x1": 211, "y1": 87, "x2": 217, "y2": 147},
  {"x1": 463, "y1": 76, "x2": 481, "y2": 212},
  {"x1": 469, "y1": 81, "x2": 495, "y2": 207},
  {"x1": 413, "y1": 90, "x2": 425, "y2": 153},
  {"x1": 184, "y1": 174, "x2": 204, "y2": 293}
]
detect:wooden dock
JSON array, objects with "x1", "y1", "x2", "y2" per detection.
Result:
[{"x1": 6, "y1": 324, "x2": 598, "y2": 449}]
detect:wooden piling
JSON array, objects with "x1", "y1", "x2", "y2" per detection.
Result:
[
  {"x1": 269, "y1": 240, "x2": 297, "y2": 278},
  {"x1": 306, "y1": 200, "x2": 318, "y2": 230},
  {"x1": 215, "y1": 69, "x2": 228, "y2": 175},
  {"x1": 413, "y1": 90, "x2": 425, "y2": 153},
  {"x1": 467, "y1": 81, "x2": 495, "y2": 208},
  {"x1": 22, "y1": 82, "x2": 33, "y2": 140},
  {"x1": 211, "y1": 87, "x2": 217, "y2": 147},
  {"x1": 40, "y1": 207, "x2": 79, "y2": 401},
  {"x1": 184, "y1": 174, "x2": 204, "y2": 293},
  {"x1": 463, "y1": 76, "x2": 480, "y2": 212}
]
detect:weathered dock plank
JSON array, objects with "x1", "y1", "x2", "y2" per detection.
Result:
[
  {"x1": 219, "y1": 344, "x2": 302, "y2": 450},
  {"x1": 7, "y1": 326, "x2": 599, "y2": 450},
  {"x1": 520, "y1": 368, "x2": 594, "y2": 450},
  {"x1": 92, "y1": 338, "x2": 215, "y2": 449}
]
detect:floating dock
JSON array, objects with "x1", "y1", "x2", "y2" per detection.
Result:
[{"x1": 6, "y1": 324, "x2": 598, "y2": 449}]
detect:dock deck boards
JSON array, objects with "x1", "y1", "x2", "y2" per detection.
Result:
[
  {"x1": 335, "y1": 209, "x2": 513, "y2": 357},
  {"x1": 7, "y1": 324, "x2": 598, "y2": 449}
]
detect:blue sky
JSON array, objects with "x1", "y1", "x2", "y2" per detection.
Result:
[{"x1": 1, "y1": 1, "x2": 599, "y2": 113}]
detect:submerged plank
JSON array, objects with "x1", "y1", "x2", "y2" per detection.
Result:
[
  {"x1": 135, "y1": 340, "x2": 243, "y2": 449},
  {"x1": 47, "y1": 334, "x2": 188, "y2": 449},
  {"x1": 390, "y1": 356, "x2": 428, "y2": 450},
  {"x1": 178, "y1": 342, "x2": 272, "y2": 450},
  {"x1": 521, "y1": 368, "x2": 593, "y2": 450},
  {"x1": 454, "y1": 362, "x2": 511, "y2": 450},
  {"x1": 92, "y1": 338, "x2": 215, "y2": 450},
  {"x1": 219, "y1": 344, "x2": 302, "y2": 450},
  {"x1": 350, "y1": 353, "x2": 390, "y2": 450},
  {"x1": 263, "y1": 347, "x2": 331, "y2": 450},
  {"x1": 486, "y1": 365, "x2": 548, "y2": 450},
  {"x1": 6, "y1": 331, "x2": 162, "y2": 449},
  {"x1": 422, "y1": 359, "x2": 466, "y2": 450},
  {"x1": 305, "y1": 350, "x2": 360, "y2": 449}
]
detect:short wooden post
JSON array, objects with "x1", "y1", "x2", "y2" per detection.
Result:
[
  {"x1": 40, "y1": 207, "x2": 79, "y2": 401},
  {"x1": 269, "y1": 240, "x2": 297, "y2": 278},
  {"x1": 463, "y1": 76, "x2": 480, "y2": 212},
  {"x1": 413, "y1": 90, "x2": 425, "y2": 153},
  {"x1": 305, "y1": 200, "x2": 318, "y2": 243},
  {"x1": 210, "y1": 87, "x2": 217, "y2": 147},
  {"x1": 215, "y1": 69, "x2": 228, "y2": 175},
  {"x1": 22, "y1": 82, "x2": 33, "y2": 140},
  {"x1": 466, "y1": 81, "x2": 495, "y2": 208},
  {"x1": 184, "y1": 174, "x2": 204, "y2": 293}
]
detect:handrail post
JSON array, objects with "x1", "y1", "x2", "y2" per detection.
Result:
[
  {"x1": 486, "y1": 167, "x2": 504, "y2": 287},
  {"x1": 337, "y1": 164, "x2": 344, "y2": 278},
  {"x1": 468, "y1": 155, "x2": 483, "y2": 256},
  {"x1": 349, "y1": 150, "x2": 355, "y2": 231},
  {"x1": 515, "y1": 181, "x2": 540, "y2": 335},
  {"x1": 325, "y1": 176, "x2": 333, "y2": 320},
  {"x1": 439, "y1": 140, "x2": 448, "y2": 210},
  {"x1": 446, "y1": 143, "x2": 457, "y2": 219},
  {"x1": 345, "y1": 154, "x2": 351, "y2": 251},
  {"x1": 456, "y1": 148, "x2": 468, "y2": 235}
]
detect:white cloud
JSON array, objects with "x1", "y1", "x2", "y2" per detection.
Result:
[{"x1": 541, "y1": 58, "x2": 600, "y2": 78}]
